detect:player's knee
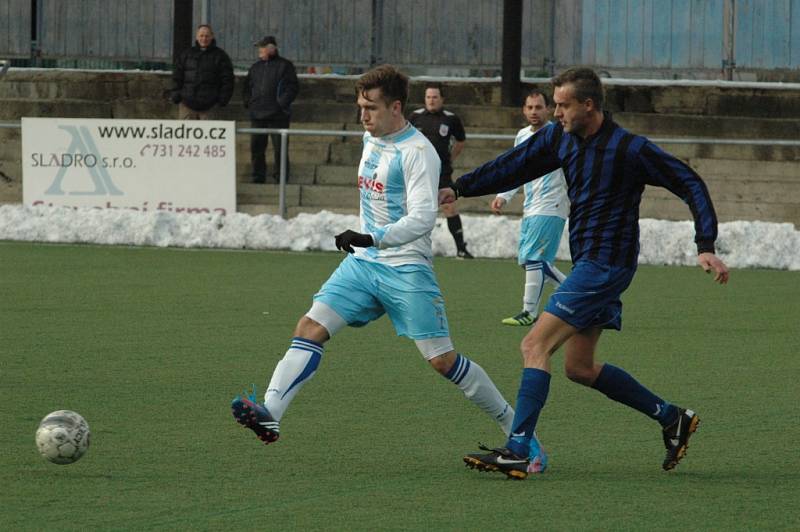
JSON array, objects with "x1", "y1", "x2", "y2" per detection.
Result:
[
  {"x1": 293, "y1": 316, "x2": 329, "y2": 344},
  {"x1": 520, "y1": 336, "x2": 550, "y2": 366},
  {"x1": 428, "y1": 351, "x2": 456, "y2": 375},
  {"x1": 564, "y1": 363, "x2": 595, "y2": 386}
]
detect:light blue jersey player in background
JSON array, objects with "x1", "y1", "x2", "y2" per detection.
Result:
[
  {"x1": 491, "y1": 89, "x2": 569, "y2": 328},
  {"x1": 232, "y1": 65, "x2": 527, "y2": 464}
]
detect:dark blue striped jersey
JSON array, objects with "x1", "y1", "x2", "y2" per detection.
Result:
[{"x1": 453, "y1": 115, "x2": 718, "y2": 268}]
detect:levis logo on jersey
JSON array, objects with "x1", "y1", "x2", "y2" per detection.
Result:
[{"x1": 358, "y1": 175, "x2": 385, "y2": 193}]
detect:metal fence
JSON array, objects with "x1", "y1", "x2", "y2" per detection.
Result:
[{"x1": 1, "y1": 0, "x2": 799, "y2": 77}]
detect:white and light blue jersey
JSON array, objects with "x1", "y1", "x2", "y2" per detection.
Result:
[
  {"x1": 354, "y1": 122, "x2": 441, "y2": 267},
  {"x1": 497, "y1": 125, "x2": 569, "y2": 219}
]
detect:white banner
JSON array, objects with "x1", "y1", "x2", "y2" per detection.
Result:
[{"x1": 22, "y1": 118, "x2": 236, "y2": 214}]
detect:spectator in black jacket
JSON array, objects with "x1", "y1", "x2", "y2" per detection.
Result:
[
  {"x1": 171, "y1": 25, "x2": 234, "y2": 120},
  {"x1": 243, "y1": 36, "x2": 299, "y2": 183}
]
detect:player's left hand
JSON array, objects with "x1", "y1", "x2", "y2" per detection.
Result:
[
  {"x1": 438, "y1": 188, "x2": 457, "y2": 205},
  {"x1": 698, "y1": 252, "x2": 729, "y2": 284},
  {"x1": 335, "y1": 230, "x2": 374, "y2": 253}
]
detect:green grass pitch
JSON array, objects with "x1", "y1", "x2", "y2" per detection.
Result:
[{"x1": 1, "y1": 241, "x2": 799, "y2": 530}]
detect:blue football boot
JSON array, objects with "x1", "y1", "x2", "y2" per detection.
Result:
[
  {"x1": 231, "y1": 386, "x2": 280, "y2": 445},
  {"x1": 528, "y1": 431, "x2": 548, "y2": 474}
]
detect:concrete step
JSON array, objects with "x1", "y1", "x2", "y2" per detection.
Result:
[
  {"x1": 0, "y1": 71, "x2": 148, "y2": 100},
  {"x1": 329, "y1": 143, "x2": 363, "y2": 165},
  {"x1": 640, "y1": 195, "x2": 800, "y2": 226},
  {"x1": 4, "y1": 70, "x2": 800, "y2": 119},
  {"x1": 314, "y1": 165, "x2": 356, "y2": 186},
  {"x1": 235, "y1": 162, "x2": 316, "y2": 184},
  {"x1": 236, "y1": 183, "x2": 301, "y2": 206},
  {"x1": 645, "y1": 177, "x2": 800, "y2": 206},
  {"x1": 0, "y1": 99, "x2": 114, "y2": 120},
  {"x1": 297, "y1": 77, "x2": 502, "y2": 107},
  {"x1": 300, "y1": 184, "x2": 359, "y2": 209},
  {"x1": 234, "y1": 142, "x2": 330, "y2": 167},
  {"x1": 615, "y1": 112, "x2": 800, "y2": 140},
  {"x1": 689, "y1": 158, "x2": 800, "y2": 181},
  {"x1": 660, "y1": 141, "x2": 800, "y2": 162},
  {"x1": 233, "y1": 123, "x2": 346, "y2": 149},
  {"x1": 329, "y1": 141, "x2": 510, "y2": 168}
]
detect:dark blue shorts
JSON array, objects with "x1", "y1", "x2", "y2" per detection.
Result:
[{"x1": 543, "y1": 259, "x2": 636, "y2": 331}]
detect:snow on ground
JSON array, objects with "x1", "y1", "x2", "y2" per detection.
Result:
[{"x1": 0, "y1": 204, "x2": 798, "y2": 270}]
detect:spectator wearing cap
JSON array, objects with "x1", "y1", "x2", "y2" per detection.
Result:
[
  {"x1": 243, "y1": 36, "x2": 299, "y2": 183},
  {"x1": 170, "y1": 24, "x2": 234, "y2": 120}
]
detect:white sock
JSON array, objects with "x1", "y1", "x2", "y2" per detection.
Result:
[
  {"x1": 523, "y1": 262, "x2": 545, "y2": 315},
  {"x1": 445, "y1": 354, "x2": 515, "y2": 436},
  {"x1": 264, "y1": 337, "x2": 323, "y2": 421}
]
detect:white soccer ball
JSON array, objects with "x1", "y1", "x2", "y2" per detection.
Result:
[{"x1": 35, "y1": 410, "x2": 91, "y2": 465}]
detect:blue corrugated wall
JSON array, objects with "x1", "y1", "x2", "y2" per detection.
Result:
[{"x1": 0, "y1": 0, "x2": 798, "y2": 73}]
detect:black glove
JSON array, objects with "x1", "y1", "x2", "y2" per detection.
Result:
[
  {"x1": 170, "y1": 92, "x2": 182, "y2": 104},
  {"x1": 335, "y1": 230, "x2": 374, "y2": 253}
]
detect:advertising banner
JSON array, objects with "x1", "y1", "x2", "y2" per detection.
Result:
[{"x1": 22, "y1": 118, "x2": 236, "y2": 214}]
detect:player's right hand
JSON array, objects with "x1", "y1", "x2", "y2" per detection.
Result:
[
  {"x1": 491, "y1": 197, "x2": 506, "y2": 214},
  {"x1": 698, "y1": 252, "x2": 730, "y2": 284},
  {"x1": 438, "y1": 188, "x2": 456, "y2": 205}
]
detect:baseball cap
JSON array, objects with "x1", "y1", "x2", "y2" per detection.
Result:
[{"x1": 255, "y1": 36, "x2": 277, "y2": 47}]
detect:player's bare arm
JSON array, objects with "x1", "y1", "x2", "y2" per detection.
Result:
[{"x1": 451, "y1": 140, "x2": 465, "y2": 161}]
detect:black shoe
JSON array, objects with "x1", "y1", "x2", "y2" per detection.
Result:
[
  {"x1": 252, "y1": 177, "x2": 266, "y2": 184},
  {"x1": 456, "y1": 247, "x2": 474, "y2": 259},
  {"x1": 662, "y1": 408, "x2": 700, "y2": 471},
  {"x1": 464, "y1": 444, "x2": 529, "y2": 479}
]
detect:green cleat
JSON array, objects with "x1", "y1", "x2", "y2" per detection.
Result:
[{"x1": 501, "y1": 310, "x2": 536, "y2": 326}]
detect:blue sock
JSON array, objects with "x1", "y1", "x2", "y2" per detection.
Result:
[
  {"x1": 592, "y1": 364, "x2": 678, "y2": 426},
  {"x1": 505, "y1": 368, "x2": 551, "y2": 457}
]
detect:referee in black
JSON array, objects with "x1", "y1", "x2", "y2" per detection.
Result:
[{"x1": 409, "y1": 83, "x2": 473, "y2": 258}]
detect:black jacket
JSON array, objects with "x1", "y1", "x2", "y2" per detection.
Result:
[
  {"x1": 243, "y1": 54, "x2": 299, "y2": 120},
  {"x1": 171, "y1": 40, "x2": 234, "y2": 111}
]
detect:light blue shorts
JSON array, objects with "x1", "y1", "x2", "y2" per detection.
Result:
[
  {"x1": 313, "y1": 255, "x2": 450, "y2": 339},
  {"x1": 518, "y1": 215, "x2": 566, "y2": 265}
]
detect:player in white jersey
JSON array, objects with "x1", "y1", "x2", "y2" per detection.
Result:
[
  {"x1": 231, "y1": 65, "x2": 541, "y2": 469},
  {"x1": 491, "y1": 90, "x2": 569, "y2": 326}
]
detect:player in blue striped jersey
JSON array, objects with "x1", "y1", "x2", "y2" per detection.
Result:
[
  {"x1": 442, "y1": 68, "x2": 730, "y2": 479},
  {"x1": 232, "y1": 65, "x2": 523, "y2": 461},
  {"x1": 491, "y1": 89, "x2": 569, "y2": 327}
]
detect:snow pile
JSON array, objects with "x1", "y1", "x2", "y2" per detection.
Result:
[{"x1": 1, "y1": 204, "x2": 798, "y2": 270}]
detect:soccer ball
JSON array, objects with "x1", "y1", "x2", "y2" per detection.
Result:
[{"x1": 35, "y1": 410, "x2": 91, "y2": 465}]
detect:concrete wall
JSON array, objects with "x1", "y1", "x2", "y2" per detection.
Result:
[{"x1": 1, "y1": 70, "x2": 798, "y2": 227}]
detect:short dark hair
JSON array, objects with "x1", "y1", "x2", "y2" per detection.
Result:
[
  {"x1": 551, "y1": 67, "x2": 603, "y2": 109},
  {"x1": 424, "y1": 82, "x2": 444, "y2": 98},
  {"x1": 523, "y1": 89, "x2": 550, "y2": 107},
  {"x1": 197, "y1": 24, "x2": 213, "y2": 32},
  {"x1": 355, "y1": 64, "x2": 409, "y2": 110}
]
